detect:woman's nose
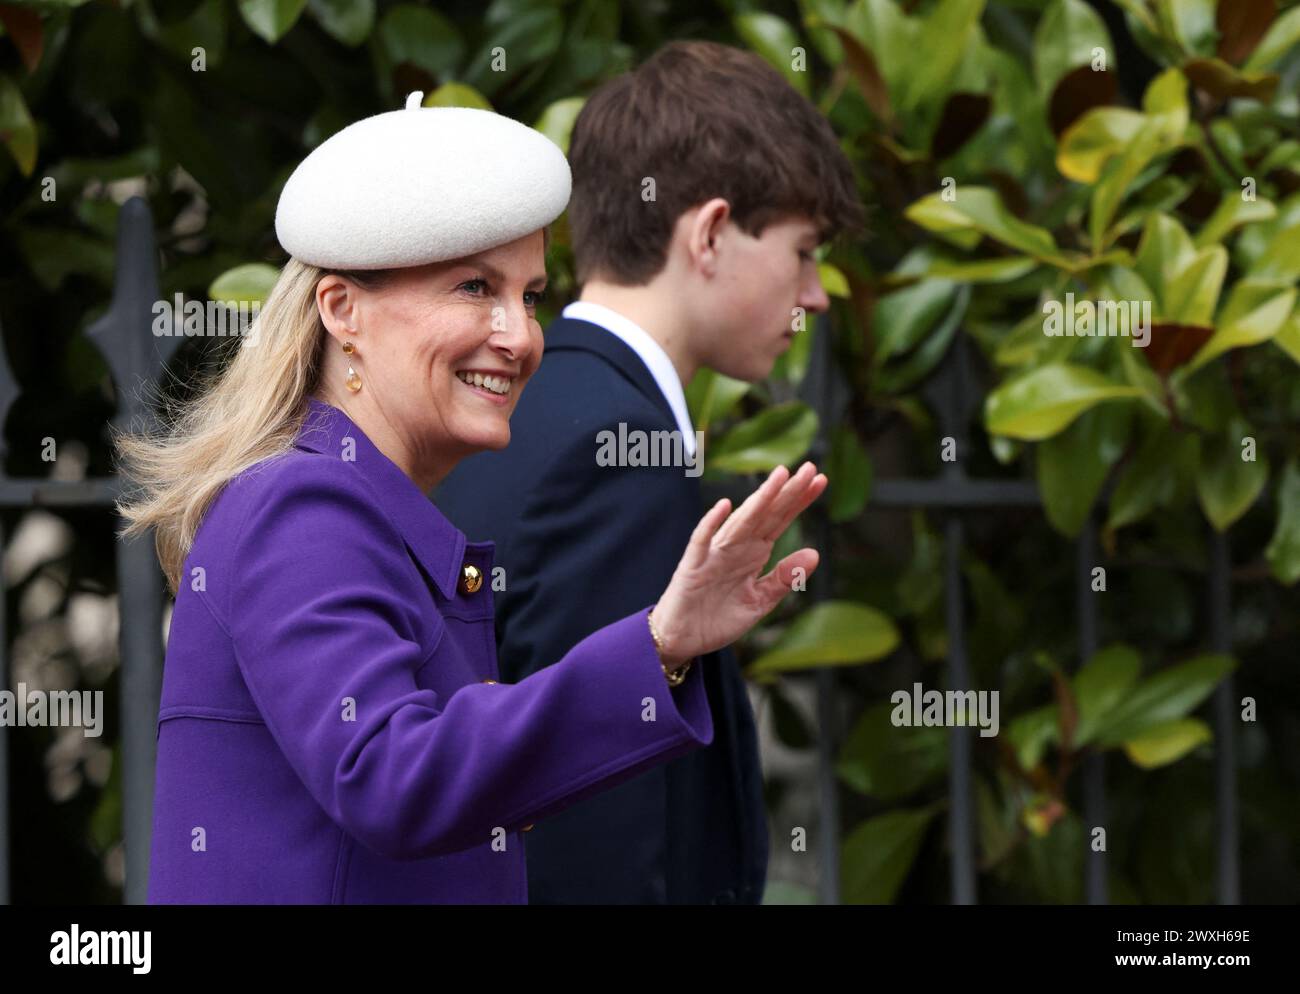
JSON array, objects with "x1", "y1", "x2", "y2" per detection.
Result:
[{"x1": 489, "y1": 302, "x2": 536, "y2": 360}]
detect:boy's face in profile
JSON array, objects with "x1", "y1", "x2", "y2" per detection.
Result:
[{"x1": 694, "y1": 213, "x2": 830, "y2": 383}]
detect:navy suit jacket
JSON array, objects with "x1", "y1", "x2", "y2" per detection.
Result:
[{"x1": 434, "y1": 316, "x2": 769, "y2": 904}]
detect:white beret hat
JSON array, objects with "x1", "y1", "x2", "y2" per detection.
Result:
[{"x1": 275, "y1": 93, "x2": 571, "y2": 270}]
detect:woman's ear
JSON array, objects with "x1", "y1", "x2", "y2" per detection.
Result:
[{"x1": 316, "y1": 275, "x2": 362, "y2": 340}]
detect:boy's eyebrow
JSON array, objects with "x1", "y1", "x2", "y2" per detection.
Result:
[{"x1": 453, "y1": 257, "x2": 549, "y2": 289}]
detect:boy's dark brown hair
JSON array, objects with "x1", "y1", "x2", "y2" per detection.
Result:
[{"x1": 567, "y1": 40, "x2": 864, "y2": 286}]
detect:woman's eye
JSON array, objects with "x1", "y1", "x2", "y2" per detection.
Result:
[
  {"x1": 524, "y1": 289, "x2": 547, "y2": 308},
  {"x1": 459, "y1": 278, "x2": 488, "y2": 295}
]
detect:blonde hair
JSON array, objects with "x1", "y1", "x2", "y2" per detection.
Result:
[{"x1": 112, "y1": 258, "x2": 355, "y2": 595}]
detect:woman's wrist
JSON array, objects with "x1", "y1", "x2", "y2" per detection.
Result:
[{"x1": 648, "y1": 606, "x2": 691, "y2": 684}]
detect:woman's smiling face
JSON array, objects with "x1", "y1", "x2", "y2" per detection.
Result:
[{"x1": 314, "y1": 229, "x2": 548, "y2": 489}]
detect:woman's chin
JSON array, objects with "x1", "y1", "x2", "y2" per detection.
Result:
[{"x1": 460, "y1": 424, "x2": 511, "y2": 452}]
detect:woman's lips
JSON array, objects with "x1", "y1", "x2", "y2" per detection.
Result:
[{"x1": 457, "y1": 375, "x2": 511, "y2": 406}]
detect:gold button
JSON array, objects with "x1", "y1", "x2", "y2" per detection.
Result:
[
  {"x1": 482, "y1": 679, "x2": 497, "y2": 684},
  {"x1": 522, "y1": 824, "x2": 534, "y2": 832},
  {"x1": 459, "y1": 563, "x2": 483, "y2": 595}
]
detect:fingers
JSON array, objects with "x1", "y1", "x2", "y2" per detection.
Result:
[
  {"x1": 682, "y1": 497, "x2": 732, "y2": 570},
  {"x1": 760, "y1": 463, "x2": 827, "y2": 541},
  {"x1": 749, "y1": 463, "x2": 827, "y2": 542},
  {"x1": 715, "y1": 464, "x2": 790, "y2": 544},
  {"x1": 757, "y1": 547, "x2": 821, "y2": 604}
]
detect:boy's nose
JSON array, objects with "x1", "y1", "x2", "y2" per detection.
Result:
[{"x1": 801, "y1": 273, "x2": 831, "y2": 314}]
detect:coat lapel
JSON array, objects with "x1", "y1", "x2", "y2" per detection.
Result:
[
  {"x1": 294, "y1": 397, "x2": 469, "y2": 600},
  {"x1": 543, "y1": 317, "x2": 678, "y2": 426}
]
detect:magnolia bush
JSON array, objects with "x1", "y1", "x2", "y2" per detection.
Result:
[{"x1": 3, "y1": 0, "x2": 1297, "y2": 903}]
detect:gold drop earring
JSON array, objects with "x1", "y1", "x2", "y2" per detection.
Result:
[{"x1": 342, "y1": 340, "x2": 362, "y2": 393}]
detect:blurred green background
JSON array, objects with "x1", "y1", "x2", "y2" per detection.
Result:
[{"x1": 1, "y1": 0, "x2": 1298, "y2": 904}]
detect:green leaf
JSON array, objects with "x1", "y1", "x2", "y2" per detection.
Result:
[
  {"x1": 1188, "y1": 280, "x2": 1297, "y2": 371},
  {"x1": 985, "y1": 363, "x2": 1141, "y2": 441},
  {"x1": 817, "y1": 22, "x2": 892, "y2": 123},
  {"x1": 1107, "y1": 423, "x2": 1195, "y2": 530},
  {"x1": 843, "y1": 0, "x2": 916, "y2": 101},
  {"x1": 1258, "y1": 140, "x2": 1300, "y2": 176},
  {"x1": 1088, "y1": 71, "x2": 1188, "y2": 248},
  {"x1": 1123, "y1": 718, "x2": 1212, "y2": 768},
  {"x1": 685, "y1": 367, "x2": 750, "y2": 435},
  {"x1": 1193, "y1": 193, "x2": 1276, "y2": 248},
  {"x1": 818, "y1": 261, "x2": 850, "y2": 297},
  {"x1": 1037, "y1": 401, "x2": 1132, "y2": 536},
  {"x1": 1164, "y1": 245, "x2": 1226, "y2": 325},
  {"x1": 841, "y1": 806, "x2": 939, "y2": 904},
  {"x1": 150, "y1": 0, "x2": 229, "y2": 67},
  {"x1": 1142, "y1": 66, "x2": 1190, "y2": 127},
  {"x1": 1237, "y1": 191, "x2": 1300, "y2": 269},
  {"x1": 1091, "y1": 130, "x2": 1171, "y2": 250},
  {"x1": 708, "y1": 401, "x2": 818, "y2": 474},
  {"x1": 898, "y1": 0, "x2": 984, "y2": 112},
  {"x1": 922, "y1": 255, "x2": 1039, "y2": 282},
  {"x1": 378, "y1": 4, "x2": 464, "y2": 78},
  {"x1": 873, "y1": 283, "x2": 967, "y2": 394},
  {"x1": 1246, "y1": 224, "x2": 1300, "y2": 286},
  {"x1": 1155, "y1": 0, "x2": 1217, "y2": 57},
  {"x1": 901, "y1": 192, "x2": 983, "y2": 250},
  {"x1": 899, "y1": 511, "x2": 942, "y2": 615},
  {"x1": 1110, "y1": 177, "x2": 1193, "y2": 240},
  {"x1": 1196, "y1": 427, "x2": 1268, "y2": 531},
  {"x1": 1135, "y1": 213, "x2": 1196, "y2": 309},
  {"x1": 1006, "y1": 705, "x2": 1058, "y2": 770},
  {"x1": 828, "y1": 425, "x2": 872, "y2": 522},
  {"x1": 0, "y1": 72, "x2": 36, "y2": 175},
  {"x1": 1056, "y1": 107, "x2": 1145, "y2": 183},
  {"x1": 774, "y1": 315, "x2": 816, "y2": 385},
  {"x1": 308, "y1": 0, "x2": 373, "y2": 46},
  {"x1": 533, "y1": 96, "x2": 585, "y2": 154},
  {"x1": 734, "y1": 12, "x2": 809, "y2": 97},
  {"x1": 1265, "y1": 460, "x2": 1300, "y2": 585},
  {"x1": 837, "y1": 700, "x2": 948, "y2": 800},
  {"x1": 238, "y1": 0, "x2": 308, "y2": 43},
  {"x1": 17, "y1": 227, "x2": 114, "y2": 290},
  {"x1": 1243, "y1": 4, "x2": 1300, "y2": 71},
  {"x1": 208, "y1": 263, "x2": 280, "y2": 305},
  {"x1": 761, "y1": 881, "x2": 817, "y2": 904},
  {"x1": 1074, "y1": 645, "x2": 1142, "y2": 746},
  {"x1": 1093, "y1": 653, "x2": 1235, "y2": 746},
  {"x1": 873, "y1": 275, "x2": 957, "y2": 364},
  {"x1": 423, "y1": 82, "x2": 491, "y2": 110},
  {"x1": 1033, "y1": 0, "x2": 1113, "y2": 99},
  {"x1": 1274, "y1": 310, "x2": 1300, "y2": 365},
  {"x1": 906, "y1": 187, "x2": 1063, "y2": 262},
  {"x1": 748, "y1": 601, "x2": 900, "y2": 675},
  {"x1": 463, "y1": 6, "x2": 562, "y2": 96}
]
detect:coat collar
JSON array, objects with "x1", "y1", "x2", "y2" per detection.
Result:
[
  {"x1": 294, "y1": 396, "x2": 471, "y2": 600},
  {"x1": 542, "y1": 316, "x2": 677, "y2": 425}
]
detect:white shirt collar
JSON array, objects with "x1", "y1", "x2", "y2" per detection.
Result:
[{"x1": 561, "y1": 300, "x2": 697, "y2": 457}]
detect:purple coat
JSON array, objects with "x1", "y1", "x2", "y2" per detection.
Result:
[{"x1": 147, "y1": 397, "x2": 713, "y2": 903}]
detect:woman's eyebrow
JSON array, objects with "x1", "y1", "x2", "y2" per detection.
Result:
[{"x1": 455, "y1": 258, "x2": 547, "y2": 290}]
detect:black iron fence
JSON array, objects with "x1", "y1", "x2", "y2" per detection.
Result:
[{"x1": 0, "y1": 197, "x2": 1241, "y2": 904}]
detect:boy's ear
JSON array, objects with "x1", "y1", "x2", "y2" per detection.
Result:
[{"x1": 685, "y1": 197, "x2": 732, "y2": 275}]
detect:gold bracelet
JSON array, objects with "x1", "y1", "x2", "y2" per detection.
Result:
[{"x1": 648, "y1": 608, "x2": 691, "y2": 687}]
